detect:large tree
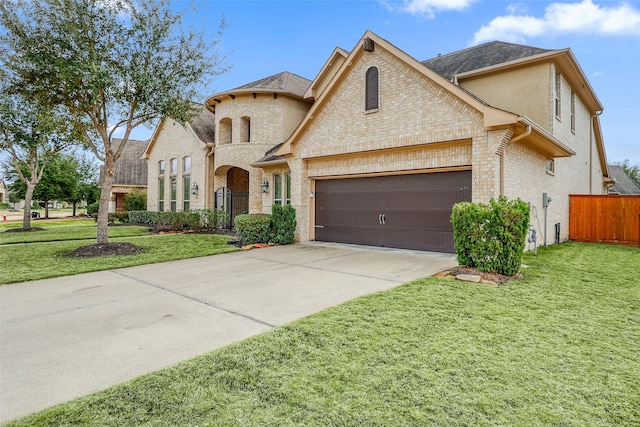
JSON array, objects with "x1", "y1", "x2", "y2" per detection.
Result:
[
  {"x1": 0, "y1": 91, "x2": 79, "y2": 229},
  {"x1": 0, "y1": 0, "x2": 227, "y2": 244}
]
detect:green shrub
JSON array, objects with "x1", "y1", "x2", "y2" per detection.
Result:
[
  {"x1": 128, "y1": 210, "x2": 159, "y2": 225},
  {"x1": 0, "y1": 202, "x2": 11, "y2": 209},
  {"x1": 124, "y1": 191, "x2": 147, "y2": 211},
  {"x1": 108, "y1": 212, "x2": 130, "y2": 224},
  {"x1": 451, "y1": 196, "x2": 530, "y2": 276},
  {"x1": 235, "y1": 214, "x2": 272, "y2": 245},
  {"x1": 191, "y1": 209, "x2": 229, "y2": 231},
  {"x1": 87, "y1": 201, "x2": 100, "y2": 215},
  {"x1": 271, "y1": 204, "x2": 296, "y2": 245}
]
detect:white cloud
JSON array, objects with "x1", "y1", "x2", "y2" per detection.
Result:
[
  {"x1": 592, "y1": 70, "x2": 604, "y2": 77},
  {"x1": 473, "y1": 0, "x2": 640, "y2": 44},
  {"x1": 386, "y1": 0, "x2": 476, "y2": 18}
]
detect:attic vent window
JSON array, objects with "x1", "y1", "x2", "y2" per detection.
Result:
[
  {"x1": 365, "y1": 66, "x2": 379, "y2": 111},
  {"x1": 363, "y1": 37, "x2": 374, "y2": 52}
]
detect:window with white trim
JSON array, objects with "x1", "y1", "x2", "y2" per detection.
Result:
[
  {"x1": 554, "y1": 72, "x2": 561, "y2": 119},
  {"x1": 158, "y1": 161, "x2": 165, "y2": 212},
  {"x1": 273, "y1": 172, "x2": 292, "y2": 205},
  {"x1": 570, "y1": 91, "x2": 576, "y2": 133}
]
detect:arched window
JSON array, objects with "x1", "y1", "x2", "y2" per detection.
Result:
[{"x1": 365, "y1": 66, "x2": 379, "y2": 111}]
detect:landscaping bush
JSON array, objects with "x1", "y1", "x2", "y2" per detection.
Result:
[
  {"x1": 87, "y1": 201, "x2": 100, "y2": 215},
  {"x1": 124, "y1": 191, "x2": 147, "y2": 211},
  {"x1": 108, "y1": 212, "x2": 130, "y2": 224},
  {"x1": 0, "y1": 202, "x2": 11, "y2": 209},
  {"x1": 271, "y1": 204, "x2": 296, "y2": 245},
  {"x1": 235, "y1": 214, "x2": 272, "y2": 245},
  {"x1": 128, "y1": 210, "x2": 160, "y2": 225},
  {"x1": 191, "y1": 209, "x2": 229, "y2": 231},
  {"x1": 451, "y1": 196, "x2": 530, "y2": 276}
]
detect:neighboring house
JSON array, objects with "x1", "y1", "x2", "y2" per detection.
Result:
[
  {"x1": 147, "y1": 31, "x2": 612, "y2": 253},
  {"x1": 101, "y1": 139, "x2": 148, "y2": 212},
  {"x1": 608, "y1": 165, "x2": 640, "y2": 194}
]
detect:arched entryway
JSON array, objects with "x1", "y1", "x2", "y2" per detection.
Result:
[{"x1": 214, "y1": 166, "x2": 249, "y2": 228}]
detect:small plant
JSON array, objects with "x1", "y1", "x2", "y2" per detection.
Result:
[
  {"x1": 0, "y1": 202, "x2": 11, "y2": 209},
  {"x1": 235, "y1": 214, "x2": 272, "y2": 245},
  {"x1": 271, "y1": 204, "x2": 296, "y2": 245},
  {"x1": 451, "y1": 196, "x2": 530, "y2": 276}
]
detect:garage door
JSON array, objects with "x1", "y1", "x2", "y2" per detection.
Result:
[{"x1": 314, "y1": 170, "x2": 471, "y2": 253}]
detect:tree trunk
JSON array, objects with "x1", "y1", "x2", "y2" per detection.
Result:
[
  {"x1": 22, "y1": 183, "x2": 35, "y2": 229},
  {"x1": 44, "y1": 201, "x2": 50, "y2": 219},
  {"x1": 72, "y1": 201, "x2": 77, "y2": 217},
  {"x1": 96, "y1": 156, "x2": 115, "y2": 244}
]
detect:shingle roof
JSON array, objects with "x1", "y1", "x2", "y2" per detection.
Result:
[
  {"x1": 421, "y1": 41, "x2": 553, "y2": 81},
  {"x1": 608, "y1": 165, "x2": 640, "y2": 194},
  {"x1": 112, "y1": 139, "x2": 148, "y2": 186},
  {"x1": 227, "y1": 71, "x2": 312, "y2": 98},
  {"x1": 254, "y1": 143, "x2": 285, "y2": 165},
  {"x1": 189, "y1": 105, "x2": 215, "y2": 144}
]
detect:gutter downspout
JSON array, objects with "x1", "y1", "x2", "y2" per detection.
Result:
[
  {"x1": 589, "y1": 110, "x2": 603, "y2": 194},
  {"x1": 500, "y1": 123, "x2": 531, "y2": 195}
]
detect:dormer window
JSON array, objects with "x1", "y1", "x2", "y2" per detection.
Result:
[{"x1": 365, "y1": 67, "x2": 379, "y2": 111}]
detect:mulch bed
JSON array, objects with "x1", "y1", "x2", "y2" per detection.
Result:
[
  {"x1": 4, "y1": 227, "x2": 45, "y2": 232},
  {"x1": 436, "y1": 266, "x2": 522, "y2": 285},
  {"x1": 64, "y1": 242, "x2": 143, "y2": 258}
]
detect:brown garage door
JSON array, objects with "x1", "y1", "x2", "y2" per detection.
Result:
[{"x1": 314, "y1": 170, "x2": 471, "y2": 252}]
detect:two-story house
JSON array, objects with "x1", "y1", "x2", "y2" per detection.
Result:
[{"x1": 145, "y1": 31, "x2": 611, "y2": 252}]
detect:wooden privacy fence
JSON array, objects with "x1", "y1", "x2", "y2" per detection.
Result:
[{"x1": 569, "y1": 195, "x2": 640, "y2": 245}]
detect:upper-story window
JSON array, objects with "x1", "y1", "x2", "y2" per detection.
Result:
[
  {"x1": 554, "y1": 72, "x2": 561, "y2": 119},
  {"x1": 570, "y1": 91, "x2": 576, "y2": 133},
  {"x1": 158, "y1": 160, "x2": 165, "y2": 175},
  {"x1": 219, "y1": 118, "x2": 232, "y2": 145},
  {"x1": 170, "y1": 158, "x2": 178, "y2": 175},
  {"x1": 241, "y1": 116, "x2": 251, "y2": 142},
  {"x1": 365, "y1": 67, "x2": 379, "y2": 111},
  {"x1": 183, "y1": 156, "x2": 191, "y2": 173}
]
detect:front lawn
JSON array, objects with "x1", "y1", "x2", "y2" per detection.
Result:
[
  {"x1": 0, "y1": 224, "x2": 150, "y2": 244},
  {"x1": 0, "y1": 233, "x2": 238, "y2": 284},
  {"x1": 7, "y1": 242, "x2": 639, "y2": 426}
]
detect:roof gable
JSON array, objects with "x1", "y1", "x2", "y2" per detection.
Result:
[
  {"x1": 422, "y1": 41, "x2": 553, "y2": 81},
  {"x1": 277, "y1": 31, "x2": 520, "y2": 157},
  {"x1": 142, "y1": 105, "x2": 215, "y2": 159}
]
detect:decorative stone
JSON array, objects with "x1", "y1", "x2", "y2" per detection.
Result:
[{"x1": 456, "y1": 274, "x2": 482, "y2": 283}]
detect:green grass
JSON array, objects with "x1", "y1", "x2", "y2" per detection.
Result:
[
  {"x1": 6, "y1": 242, "x2": 639, "y2": 426},
  {"x1": 0, "y1": 224, "x2": 150, "y2": 244},
  {"x1": 0, "y1": 233, "x2": 238, "y2": 284}
]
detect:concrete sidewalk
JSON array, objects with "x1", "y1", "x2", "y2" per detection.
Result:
[{"x1": 0, "y1": 243, "x2": 457, "y2": 422}]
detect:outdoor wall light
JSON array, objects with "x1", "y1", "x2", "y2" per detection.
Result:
[
  {"x1": 260, "y1": 179, "x2": 269, "y2": 194},
  {"x1": 191, "y1": 182, "x2": 199, "y2": 196}
]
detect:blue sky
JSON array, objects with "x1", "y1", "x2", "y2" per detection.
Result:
[{"x1": 166, "y1": 0, "x2": 639, "y2": 164}]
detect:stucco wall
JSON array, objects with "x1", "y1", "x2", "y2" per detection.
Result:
[{"x1": 461, "y1": 63, "x2": 552, "y2": 131}]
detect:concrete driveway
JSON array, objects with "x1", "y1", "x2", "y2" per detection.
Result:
[{"x1": 0, "y1": 243, "x2": 457, "y2": 422}]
